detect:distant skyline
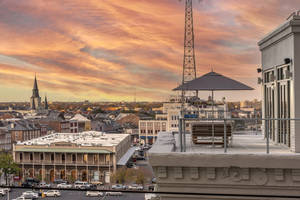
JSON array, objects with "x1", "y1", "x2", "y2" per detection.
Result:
[{"x1": 0, "y1": 0, "x2": 298, "y2": 102}]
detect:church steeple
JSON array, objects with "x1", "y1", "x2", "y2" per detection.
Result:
[
  {"x1": 30, "y1": 74, "x2": 41, "y2": 110},
  {"x1": 44, "y1": 95, "x2": 48, "y2": 110},
  {"x1": 32, "y1": 74, "x2": 40, "y2": 98}
]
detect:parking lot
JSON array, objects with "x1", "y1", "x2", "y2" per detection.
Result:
[{"x1": 0, "y1": 188, "x2": 144, "y2": 200}]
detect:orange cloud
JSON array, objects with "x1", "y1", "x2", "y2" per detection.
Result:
[{"x1": 0, "y1": 0, "x2": 297, "y2": 101}]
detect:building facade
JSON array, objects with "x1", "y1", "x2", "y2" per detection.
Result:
[
  {"x1": 258, "y1": 12, "x2": 300, "y2": 152},
  {"x1": 13, "y1": 131, "x2": 131, "y2": 183}
]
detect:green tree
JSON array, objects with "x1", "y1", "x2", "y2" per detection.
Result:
[{"x1": 0, "y1": 153, "x2": 20, "y2": 185}]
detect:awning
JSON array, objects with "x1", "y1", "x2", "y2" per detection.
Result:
[{"x1": 117, "y1": 147, "x2": 136, "y2": 166}]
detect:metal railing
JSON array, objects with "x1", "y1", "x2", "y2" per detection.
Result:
[{"x1": 178, "y1": 117, "x2": 300, "y2": 154}]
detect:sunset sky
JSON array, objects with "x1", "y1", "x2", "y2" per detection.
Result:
[{"x1": 0, "y1": 0, "x2": 298, "y2": 102}]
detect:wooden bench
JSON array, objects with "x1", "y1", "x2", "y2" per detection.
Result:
[{"x1": 191, "y1": 121, "x2": 232, "y2": 146}]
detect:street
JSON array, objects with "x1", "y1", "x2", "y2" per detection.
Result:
[{"x1": 0, "y1": 188, "x2": 145, "y2": 200}]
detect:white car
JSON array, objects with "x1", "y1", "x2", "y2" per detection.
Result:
[
  {"x1": 1, "y1": 188, "x2": 10, "y2": 193},
  {"x1": 128, "y1": 184, "x2": 143, "y2": 190},
  {"x1": 0, "y1": 189, "x2": 6, "y2": 196},
  {"x1": 111, "y1": 184, "x2": 125, "y2": 190},
  {"x1": 22, "y1": 191, "x2": 38, "y2": 198},
  {"x1": 39, "y1": 182, "x2": 51, "y2": 188},
  {"x1": 106, "y1": 191, "x2": 122, "y2": 196},
  {"x1": 44, "y1": 190, "x2": 61, "y2": 197},
  {"x1": 86, "y1": 191, "x2": 104, "y2": 197},
  {"x1": 57, "y1": 183, "x2": 72, "y2": 189},
  {"x1": 12, "y1": 197, "x2": 27, "y2": 200},
  {"x1": 74, "y1": 181, "x2": 90, "y2": 189}
]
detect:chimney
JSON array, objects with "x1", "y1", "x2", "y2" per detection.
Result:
[{"x1": 10, "y1": 123, "x2": 15, "y2": 129}]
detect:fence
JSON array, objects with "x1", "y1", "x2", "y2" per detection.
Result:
[{"x1": 178, "y1": 117, "x2": 300, "y2": 153}]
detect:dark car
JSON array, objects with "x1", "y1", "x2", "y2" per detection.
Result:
[
  {"x1": 148, "y1": 185, "x2": 154, "y2": 191},
  {"x1": 21, "y1": 182, "x2": 33, "y2": 187},
  {"x1": 136, "y1": 156, "x2": 145, "y2": 160},
  {"x1": 53, "y1": 179, "x2": 67, "y2": 184}
]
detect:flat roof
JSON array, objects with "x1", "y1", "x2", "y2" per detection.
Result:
[
  {"x1": 17, "y1": 131, "x2": 129, "y2": 147},
  {"x1": 150, "y1": 131, "x2": 295, "y2": 155},
  {"x1": 15, "y1": 148, "x2": 112, "y2": 154}
]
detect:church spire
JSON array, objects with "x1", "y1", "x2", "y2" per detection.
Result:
[
  {"x1": 44, "y1": 95, "x2": 48, "y2": 110},
  {"x1": 32, "y1": 73, "x2": 40, "y2": 98}
]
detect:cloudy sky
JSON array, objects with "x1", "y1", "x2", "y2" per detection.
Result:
[{"x1": 0, "y1": 0, "x2": 298, "y2": 102}]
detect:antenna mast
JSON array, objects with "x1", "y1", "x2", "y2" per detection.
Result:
[{"x1": 182, "y1": 0, "x2": 196, "y2": 84}]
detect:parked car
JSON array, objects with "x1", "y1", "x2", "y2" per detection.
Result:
[
  {"x1": 21, "y1": 191, "x2": 39, "y2": 199},
  {"x1": 53, "y1": 179, "x2": 67, "y2": 184},
  {"x1": 44, "y1": 190, "x2": 61, "y2": 197},
  {"x1": 1, "y1": 188, "x2": 10, "y2": 193},
  {"x1": 111, "y1": 184, "x2": 126, "y2": 190},
  {"x1": 148, "y1": 185, "x2": 154, "y2": 191},
  {"x1": 38, "y1": 182, "x2": 51, "y2": 188},
  {"x1": 86, "y1": 191, "x2": 104, "y2": 197},
  {"x1": 90, "y1": 181, "x2": 103, "y2": 186},
  {"x1": 74, "y1": 181, "x2": 90, "y2": 189},
  {"x1": 136, "y1": 155, "x2": 145, "y2": 160},
  {"x1": 12, "y1": 197, "x2": 28, "y2": 200},
  {"x1": 0, "y1": 189, "x2": 6, "y2": 196},
  {"x1": 128, "y1": 184, "x2": 143, "y2": 190},
  {"x1": 145, "y1": 193, "x2": 158, "y2": 200},
  {"x1": 57, "y1": 183, "x2": 72, "y2": 189},
  {"x1": 106, "y1": 191, "x2": 122, "y2": 196},
  {"x1": 21, "y1": 182, "x2": 33, "y2": 187}
]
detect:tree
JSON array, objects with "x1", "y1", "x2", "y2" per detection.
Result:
[
  {"x1": 0, "y1": 153, "x2": 20, "y2": 185},
  {"x1": 136, "y1": 171, "x2": 145, "y2": 185},
  {"x1": 111, "y1": 167, "x2": 127, "y2": 184}
]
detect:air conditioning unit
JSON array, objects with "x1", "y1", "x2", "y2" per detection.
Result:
[{"x1": 285, "y1": 70, "x2": 293, "y2": 79}]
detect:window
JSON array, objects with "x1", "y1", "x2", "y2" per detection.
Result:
[
  {"x1": 40, "y1": 153, "x2": 44, "y2": 161},
  {"x1": 62, "y1": 154, "x2": 65, "y2": 162},
  {"x1": 72, "y1": 154, "x2": 76, "y2": 162},
  {"x1": 30, "y1": 153, "x2": 33, "y2": 161},
  {"x1": 51, "y1": 154, "x2": 54, "y2": 161},
  {"x1": 19, "y1": 153, "x2": 23, "y2": 161}
]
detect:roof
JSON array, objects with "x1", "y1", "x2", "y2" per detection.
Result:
[
  {"x1": 17, "y1": 131, "x2": 129, "y2": 147},
  {"x1": 173, "y1": 71, "x2": 253, "y2": 91},
  {"x1": 70, "y1": 114, "x2": 90, "y2": 122},
  {"x1": 117, "y1": 147, "x2": 137, "y2": 165},
  {"x1": 15, "y1": 148, "x2": 111, "y2": 154}
]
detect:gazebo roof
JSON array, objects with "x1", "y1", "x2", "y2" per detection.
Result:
[{"x1": 173, "y1": 71, "x2": 254, "y2": 91}]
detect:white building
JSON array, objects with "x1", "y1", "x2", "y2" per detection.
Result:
[
  {"x1": 258, "y1": 12, "x2": 300, "y2": 152},
  {"x1": 13, "y1": 131, "x2": 131, "y2": 183}
]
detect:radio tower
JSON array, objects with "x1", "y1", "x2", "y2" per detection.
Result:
[{"x1": 182, "y1": 0, "x2": 196, "y2": 84}]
